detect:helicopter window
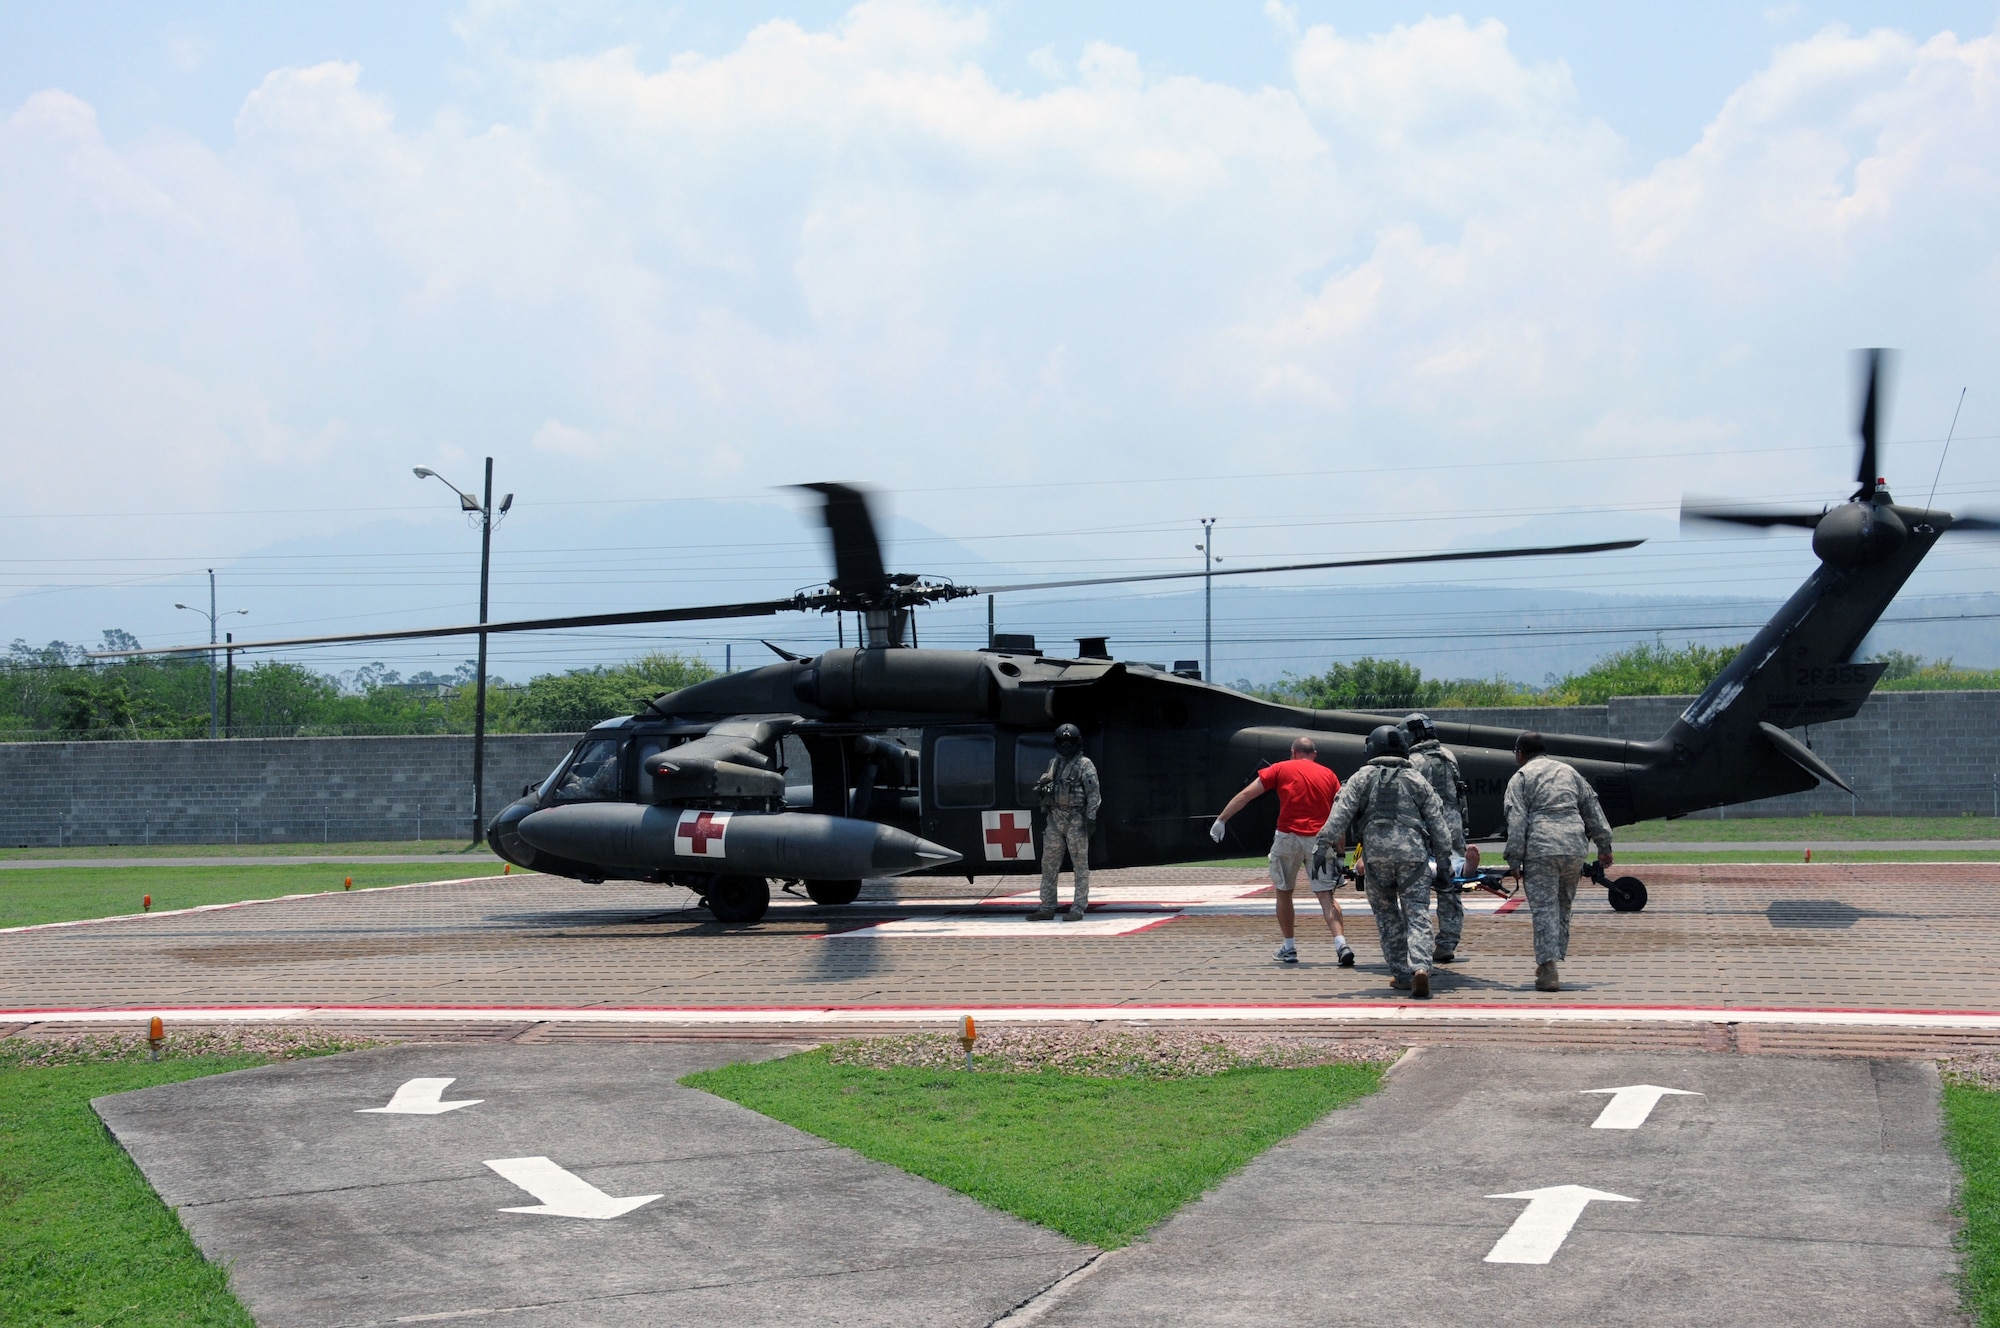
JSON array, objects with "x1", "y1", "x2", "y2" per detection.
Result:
[
  {"x1": 550, "y1": 738, "x2": 623, "y2": 803},
  {"x1": 932, "y1": 734, "x2": 996, "y2": 809},
  {"x1": 1015, "y1": 733, "x2": 1057, "y2": 804}
]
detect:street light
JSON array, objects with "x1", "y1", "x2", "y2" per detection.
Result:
[
  {"x1": 415, "y1": 461, "x2": 513, "y2": 844},
  {"x1": 174, "y1": 569, "x2": 247, "y2": 739},
  {"x1": 1196, "y1": 519, "x2": 1219, "y2": 683}
]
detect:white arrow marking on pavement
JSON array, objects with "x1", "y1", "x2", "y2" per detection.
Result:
[
  {"x1": 1484, "y1": 1185, "x2": 1636, "y2": 1264},
  {"x1": 485, "y1": 1156, "x2": 662, "y2": 1220},
  {"x1": 357, "y1": 1077, "x2": 482, "y2": 1115},
  {"x1": 1580, "y1": 1084, "x2": 1702, "y2": 1130}
]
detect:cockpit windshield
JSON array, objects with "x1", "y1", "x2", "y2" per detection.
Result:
[{"x1": 547, "y1": 737, "x2": 623, "y2": 804}]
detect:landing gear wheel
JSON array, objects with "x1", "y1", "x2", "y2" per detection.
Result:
[
  {"x1": 804, "y1": 880, "x2": 863, "y2": 906},
  {"x1": 704, "y1": 875, "x2": 771, "y2": 925},
  {"x1": 1606, "y1": 876, "x2": 1648, "y2": 913}
]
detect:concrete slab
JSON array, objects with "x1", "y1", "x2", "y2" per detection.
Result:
[
  {"x1": 95, "y1": 1042, "x2": 1088, "y2": 1327},
  {"x1": 1039, "y1": 1049, "x2": 1967, "y2": 1327}
]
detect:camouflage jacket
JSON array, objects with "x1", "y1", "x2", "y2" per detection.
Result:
[
  {"x1": 1407, "y1": 739, "x2": 1468, "y2": 850},
  {"x1": 1316, "y1": 757, "x2": 1452, "y2": 864},
  {"x1": 1503, "y1": 756, "x2": 1613, "y2": 864},
  {"x1": 1037, "y1": 753, "x2": 1101, "y2": 819}
]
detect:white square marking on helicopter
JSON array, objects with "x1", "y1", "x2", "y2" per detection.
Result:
[
  {"x1": 980, "y1": 810, "x2": 1037, "y2": 862},
  {"x1": 673, "y1": 808, "x2": 730, "y2": 858}
]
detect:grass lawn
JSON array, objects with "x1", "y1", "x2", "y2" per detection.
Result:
[
  {"x1": 1947, "y1": 1083, "x2": 2000, "y2": 1326},
  {"x1": 0, "y1": 1054, "x2": 268, "y2": 1325},
  {"x1": 685, "y1": 1049, "x2": 1381, "y2": 1249},
  {"x1": 1616, "y1": 850, "x2": 2000, "y2": 865},
  {"x1": 0, "y1": 861, "x2": 511, "y2": 929},
  {"x1": 0, "y1": 839, "x2": 489, "y2": 862},
  {"x1": 1619, "y1": 816, "x2": 2000, "y2": 842}
]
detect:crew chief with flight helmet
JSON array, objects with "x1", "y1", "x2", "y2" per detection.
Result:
[
  {"x1": 1316, "y1": 725, "x2": 1455, "y2": 998},
  {"x1": 1502, "y1": 731, "x2": 1614, "y2": 992},
  {"x1": 1403, "y1": 712, "x2": 1471, "y2": 963},
  {"x1": 1031, "y1": 723, "x2": 1101, "y2": 922},
  {"x1": 1209, "y1": 735, "x2": 1355, "y2": 967}
]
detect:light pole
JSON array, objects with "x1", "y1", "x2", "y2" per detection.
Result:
[
  {"x1": 175, "y1": 570, "x2": 247, "y2": 739},
  {"x1": 1196, "y1": 518, "x2": 1217, "y2": 683},
  {"x1": 415, "y1": 461, "x2": 513, "y2": 844}
]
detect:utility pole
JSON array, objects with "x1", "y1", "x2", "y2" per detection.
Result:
[
  {"x1": 1197, "y1": 518, "x2": 1217, "y2": 682},
  {"x1": 415, "y1": 460, "x2": 512, "y2": 845},
  {"x1": 224, "y1": 632, "x2": 234, "y2": 737},
  {"x1": 175, "y1": 571, "x2": 245, "y2": 740}
]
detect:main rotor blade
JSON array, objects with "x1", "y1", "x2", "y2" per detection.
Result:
[
  {"x1": 974, "y1": 538, "x2": 1644, "y2": 597},
  {"x1": 797, "y1": 482, "x2": 890, "y2": 603},
  {"x1": 1680, "y1": 497, "x2": 1824, "y2": 530},
  {"x1": 1944, "y1": 513, "x2": 2000, "y2": 533},
  {"x1": 1855, "y1": 347, "x2": 1890, "y2": 497},
  {"x1": 85, "y1": 597, "x2": 807, "y2": 659}
]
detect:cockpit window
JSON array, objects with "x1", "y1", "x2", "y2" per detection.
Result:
[{"x1": 549, "y1": 738, "x2": 623, "y2": 803}]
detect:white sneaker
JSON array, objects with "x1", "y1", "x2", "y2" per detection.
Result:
[
  {"x1": 1336, "y1": 941, "x2": 1355, "y2": 968},
  {"x1": 1274, "y1": 941, "x2": 1299, "y2": 964}
]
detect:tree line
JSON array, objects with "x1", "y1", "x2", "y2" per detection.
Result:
[
  {"x1": 0, "y1": 634, "x2": 716, "y2": 740},
  {"x1": 1259, "y1": 640, "x2": 2000, "y2": 711}
]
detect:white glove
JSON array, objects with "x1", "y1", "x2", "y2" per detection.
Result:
[{"x1": 1209, "y1": 818, "x2": 1227, "y2": 844}]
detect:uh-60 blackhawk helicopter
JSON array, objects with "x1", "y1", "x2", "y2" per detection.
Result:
[{"x1": 110, "y1": 352, "x2": 1997, "y2": 925}]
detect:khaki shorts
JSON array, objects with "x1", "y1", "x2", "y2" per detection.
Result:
[{"x1": 1270, "y1": 831, "x2": 1333, "y2": 893}]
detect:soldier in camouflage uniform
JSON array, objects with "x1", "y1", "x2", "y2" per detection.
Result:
[
  {"x1": 1404, "y1": 713, "x2": 1470, "y2": 963},
  {"x1": 1502, "y1": 731, "x2": 1614, "y2": 992},
  {"x1": 1316, "y1": 725, "x2": 1455, "y2": 998},
  {"x1": 1031, "y1": 723, "x2": 1101, "y2": 922}
]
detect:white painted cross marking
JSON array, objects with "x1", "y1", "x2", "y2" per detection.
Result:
[
  {"x1": 1581, "y1": 1084, "x2": 1702, "y2": 1129},
  {"x1": 484, "y1": 1156, "x2": 662, "y2": 1220},
  {"x1": 357, "y1": 1077, "x2": 482, "y2": 1115},
  {"x1": 1484, "y1": 1185, "x2": 1636, "y2": 1264}
]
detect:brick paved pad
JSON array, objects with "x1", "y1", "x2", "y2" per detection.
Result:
[
  {"x1": 1039, "y1": 1049, "x2": 1966, "y2": 1328},
  {"x1": 94, "y1": 1041, "x2": 1088, "y2": 1327},
  {"x1": 10, "y1": 863, "x2": 2000, "y2": 1033}
]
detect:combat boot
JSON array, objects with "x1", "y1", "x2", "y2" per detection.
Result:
[
  {"x1": 1410, "y1": 969, "x2": 1430, "y2": 999},
  {"x1": 1535, "y1": 961, "x2": 1561, "y2": 992},
  {"x1": 1434, "y1": 949, "x2": 1456, "y2": 964},
  {"x1": 1061, "y1": 905, "x2": 1087, "y2": 921},
  {"x1": 1390, "y1": 973, "x2": 1411, "y2": 991},
  {"x1": 1028, "y1": 907, "x2": 1056, "y2": 921}
]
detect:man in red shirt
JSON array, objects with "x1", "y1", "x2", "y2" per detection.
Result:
[{"x1": 1210, "y1": 735, "x2": 1354, "y2": 966}]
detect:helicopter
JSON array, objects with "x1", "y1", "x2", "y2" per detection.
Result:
[{"x1": 101, "y1": 352, "x2": 1994, "y2": 926}]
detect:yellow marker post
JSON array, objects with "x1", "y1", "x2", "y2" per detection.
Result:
[
  {"x1": 148, "y1": 1015, "x2": 164, "y2": 1062},
  {"x1": 959, "y1": 1015, "x2": 977, "y2": 1071}
]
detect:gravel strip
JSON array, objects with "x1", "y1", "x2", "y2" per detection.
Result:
[
  {"x1": 0, "y1": 1026, "x2": 383, "y2": 1068},
  {"x1": 825, "y1": 1027, "x2": 1403, "y2": 1078},
  {"x1": 1942, "y1": 1050, "x2": 2000, "y2": 1091}
]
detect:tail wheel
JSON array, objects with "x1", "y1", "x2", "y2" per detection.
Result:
[
  {"x1": 804, "y1": 879, "x2": 863, "y2": 906},
  {"x1": 704, "y1": 875, "x2": 771, "y2": 925},
  {"x1": 1606, "y1": 876, "x2": 1648, "y2": 913}
]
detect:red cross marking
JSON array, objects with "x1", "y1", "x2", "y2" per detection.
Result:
[
  {"x1": 677, "y1": 811, "x2": 728, "y2": 855},
  {"x1": 985, "y1": 812, "x2": 1032, "y2": 859}
]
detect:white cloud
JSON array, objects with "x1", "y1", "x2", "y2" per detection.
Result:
[{"x1": 0, "y1": 0, "x2": 1995, "y2": 594}]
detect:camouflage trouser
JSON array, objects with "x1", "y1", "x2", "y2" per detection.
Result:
[
  {"x1": 1521, "y1": 856, "x2": 1583, "y2": 965},
  {"x1": 1039, "y1": 809, "x2": 1091, "y2": 910},
  {"x1": 1364, "y1": 858, "x2": 1435, "y2": 979},
  {"x1": 1432, "y1": 862, "x2": 1464, "y2": 953}
]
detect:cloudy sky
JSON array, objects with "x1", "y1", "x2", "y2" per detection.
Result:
[{"x1": 3, "y1": 1, "x2": 1998, "y2": 680}]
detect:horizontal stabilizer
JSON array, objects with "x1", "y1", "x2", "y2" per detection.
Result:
[{"x1": 1757, "y1": 721, "x2": 1854, "y2": 795}]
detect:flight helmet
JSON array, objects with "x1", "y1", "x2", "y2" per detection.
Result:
[
  {"x1": 1054, "y1": 723, "x2": 1083, "y2": 755},
  {"x1": 1365, "y1": 724, "x2": 1408, "y2": 760},
  {"x1": 1404, "y1": 712, "x2": 1437, "y2": 744}
]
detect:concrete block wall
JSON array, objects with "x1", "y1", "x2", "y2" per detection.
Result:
[
  {"x1": 1378, "y1": 692, "x2": 2000, "y2": 818},
  {"x1": 0, "y1": 734, "x2": 581, "y2": 847},
  {"x1": 8, "y1": 690, "x2": 2000, "y2": 843}
]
